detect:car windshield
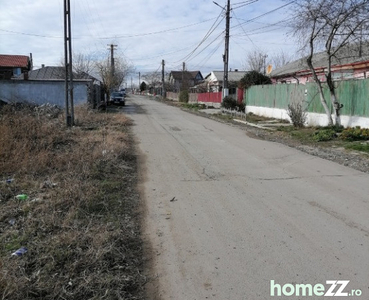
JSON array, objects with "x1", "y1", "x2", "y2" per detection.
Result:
[{"x1": 112, "y1": 92, "x2": 123, "y2": 97}]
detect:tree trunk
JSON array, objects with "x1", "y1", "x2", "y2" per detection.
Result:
[
  {"x1": 326, "y1": 71, "x2": 342, "y2": 126},
  {"x1": 307, "y1": 57, "x2": 333, "y2": 126}
]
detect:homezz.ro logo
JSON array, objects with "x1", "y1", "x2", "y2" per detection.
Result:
[{"x1": 270, "y1": 280, "x2": 362, "y2": 297}]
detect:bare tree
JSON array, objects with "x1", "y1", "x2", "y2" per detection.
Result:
[
  {"x1": 288, "y1": 0, "x2": 369, "y2": 126},
  {"x1": 270, "y1": 50, "x2": 294, "y2": 69},
  {"x1": 142, "y1": 71, "x2": 162, "y2": 93},
  {"x1": 59, "y1": 52, "x2": 95, "y2": 79},
  {"x1": 95, "y1": 54, "x2": 134, "y2": 95},
  {"x1": 73, "y1": 53, "x2": 95, "y2": 79},
  {"x1": 245, "y1": 49, "x2": 269, "y2": 73}
]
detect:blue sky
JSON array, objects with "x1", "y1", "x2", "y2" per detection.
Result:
[{"x1": 0, "y1": 0, "x2": 298, "y2": 85}]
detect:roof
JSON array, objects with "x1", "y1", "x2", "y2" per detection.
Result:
[
  {"x1": 206, "y1": 71, "x2": 247, "y2": 82},
  {"x1": 0, "y1": 54, "x2": 29, "y2": 68},
  {"x1": 16, "y1": 66, "x2": 66, "y2": 80},
  {"x1": 169, "y1": 70, "x2": 202, "y2": 80},
  {"x1": 271, "y1": 41, "x2": 369, "y2": 78}
]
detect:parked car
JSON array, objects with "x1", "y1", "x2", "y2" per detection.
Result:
[
  {"x1": 120, "y1": 88, "x2": 127, "y2": 97},
  {"x1": 109, "y1": 92, "x2": 125, "y2": 106}
]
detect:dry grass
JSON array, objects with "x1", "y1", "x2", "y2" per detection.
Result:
[{"x1": 0, "y1": 104, "x2": 145, "y2": 299}]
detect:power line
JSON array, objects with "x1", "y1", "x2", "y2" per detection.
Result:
[
  {"x1": 98, "y1": 18, "x2": 217, "y2": 40},
  {"x1": 231, "y1": 1, "x2": 296, "y2": 30},
  {"x1": 176, "y1": 10, "x2": 225, "y2": 63}
]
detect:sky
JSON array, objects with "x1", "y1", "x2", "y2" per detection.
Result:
[{"x1": 0, "y1": 0, "x2": 299, "y2": 87}]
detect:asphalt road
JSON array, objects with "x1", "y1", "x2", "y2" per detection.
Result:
[{"x1": 127, "y1": 94, "x2": 369, "y2": 300}]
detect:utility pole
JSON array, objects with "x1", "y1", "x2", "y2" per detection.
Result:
[
  {"x1": 138, "y1": 72, "x2": 141, "y2": 91},
  {"x1": 162, "y1": 59, "x2": 166, "y2": 97},
  {"x1": 181, "y1": 62, "x2": 186, "y2": 91},
  {"x1": 223, "y1": 0, "x2": 231, "y2": 100},
  {"x1": 64, "y1": 0, "x2": 74, "y2": 126},
  {"x1": 108, "y1": 44, "x2": 117, "y2": 90}
]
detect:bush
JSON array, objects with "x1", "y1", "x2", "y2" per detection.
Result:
[
  {"x1": 312, "y1": 129, "x2": 337, "y2": 142},
  {"x1": 222, "y1": 96, "x2": 237, "y2": 109},
  {"x1": 221, "y1": 97, "x2": 245, "y2": 112},
  {"x1": 287, "y1": 102, "x2": 307, "y2": 128},
  {"x1": 179, "y1": 90, "x2": 189, "y2": 103},
  {"x1": 340, "y1": 126, "x2": 369, "y2": 141},
  {"x1": 239, "y1": 71, "x2": 272, "y2": 89}
]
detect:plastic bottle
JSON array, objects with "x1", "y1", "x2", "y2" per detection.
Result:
[{"x1": 15, "y1": 194, "x2": 28, "y2": 200}]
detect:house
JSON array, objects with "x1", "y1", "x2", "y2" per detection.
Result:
[
  {"x1": 0, "y1": 65, "x2": 103, "y2": 108},
  {"x1": 204, "y1": 70, "x2": 246, "y2": 93},
  {"x1": 271, "y1": 42, "x2": 369, "y2": 84},
  {"x1": 0, "y1": 54, "x2": 33, "y2": 80},
  {"x1": 168, "y1": 70, "x2": 203, "y2": 92}
]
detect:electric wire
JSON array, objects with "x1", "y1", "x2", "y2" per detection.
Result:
[{"x1": 175, "y1": 10, "x2": 225, "y2": 63}]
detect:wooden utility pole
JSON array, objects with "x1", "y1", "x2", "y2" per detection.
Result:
[
  {"x1": 222, "y1": 0, "x2": 231, "y2": 100},
  {"x1": 181, "y1": 62, "x2": 186, "y2": 91},
  {"x1": 162, "y1": 59, "x2": 166, "y2": 97},
  {"x1": 108, "y1": 44, "x2": 117, "y2": 89},
  {"x1": 64, "y1": 0, "x2": 74, "y2": 126}
]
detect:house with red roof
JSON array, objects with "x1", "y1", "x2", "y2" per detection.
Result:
[{"x1": 0, "y1": 54, "x2": 33, "y2": 80}]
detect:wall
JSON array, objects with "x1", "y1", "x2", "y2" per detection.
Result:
[
  {"x1": 245, "y1": 79, "x2": 369, "y2": 128},
  {"x1": 0, "y1": 80, "x2": 92, "y2": 107}
]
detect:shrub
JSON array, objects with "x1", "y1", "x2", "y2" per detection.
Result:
[
  {"x1": 239, "y1": 71, "x2": 272, "y2": 89},
  {"x1": 179, "y1": 90, "x2": 189, "y2": 103},
  {"x1": 287, "y1": 102, "x2": 307, "y2": 128},
  {"x1": 221, "y1": 96, "x2": 237, "y2": 109},
  {"x1": 340, "y1": 126, "x2": 369, "y2": 141},
  {"x1": 312, "y1": 129, "x2": 337, "y2": 142},
  {"x1": 221, "y1": 96, "x2": 245, "y2": 111}
]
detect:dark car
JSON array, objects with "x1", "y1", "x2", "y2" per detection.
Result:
[{"x1": 109, "y1": 92, "x2": 125, "y2": 106}]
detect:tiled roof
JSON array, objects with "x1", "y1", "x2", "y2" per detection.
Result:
[{"x1": 0, "y1": 55, "x2": 29, "y2": 68}]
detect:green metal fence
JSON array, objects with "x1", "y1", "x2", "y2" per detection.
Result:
[{"x1": 245, "y1": 78, "x2": 369, "y2": 117}]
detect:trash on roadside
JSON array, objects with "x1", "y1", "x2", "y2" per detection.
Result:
[
  {"x1": 9, "y1": 218, "x2": 15, "y2": 226},
  {"x1": 15, "y1": 194, "x2": 28, "y2": 200},
  {"x1": 1, "y1": 178, "x2": 14, "y2": 184},
  {"x1": 30, "y1": 198, "x2": 42, "y2": 203},
  {"x1": 170, "y1": 197, "x2": 177, "y2": 202},
  {"x1": 11, "y1": 247, "x2": 28, "y2": 257},
  {"x1": 40, "y1": 180, "x2": 57, "y2": 189}
]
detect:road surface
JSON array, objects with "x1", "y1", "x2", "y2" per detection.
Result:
[{"x1": 127, "y1": 94, "x2": 369, "y2": 300}]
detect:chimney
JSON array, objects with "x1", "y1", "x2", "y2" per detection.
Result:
[
  {"x1": 29, "y1": 53, "x2": 33, "y2": 70},
  {"x1": 41, "y1": 64, "x2": 45, "y2": 68}
]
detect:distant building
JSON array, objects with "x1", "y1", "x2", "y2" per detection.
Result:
[
  {"x1": 270, "y1": 42, "x2": 369, "y2": 84},
  {"x1": 204, "y1": 70, "x2": 246, "y2": 92},
  {"x1": 168, "y1": 70, "x2": 203, "y2": 92},
  {"x1": 0, "y1": 54, "x2": 33, "y2": 80}
]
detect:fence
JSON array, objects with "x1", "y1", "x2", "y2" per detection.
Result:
[{"x1": 245, "y1": 79, "x2": 369, "y2": 128}]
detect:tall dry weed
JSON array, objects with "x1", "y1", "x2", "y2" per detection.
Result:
[{"x1": 0, "y1": 104, "x2": 145, "y2": 299}]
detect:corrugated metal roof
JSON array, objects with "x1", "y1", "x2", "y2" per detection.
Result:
[
  {"x1": 0, "y1": 54, "x2": 29, "y2": 68},
  {"x1": 170, "y1": 70, "x2": 202, "y2": 80},
  {"x1": 271, "y1": 42, "x2": 369, "y2": 78},
  {"x1": 206, "y1": 71, "x2": 247, "y2": 82},
  {"x1": 16, "y1": 66, "x2": 67, "y2": 80}
]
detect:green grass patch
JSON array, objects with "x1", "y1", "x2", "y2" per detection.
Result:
[{"x1": 345, "y1": 142, "x2": 369, "y2": 153}]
